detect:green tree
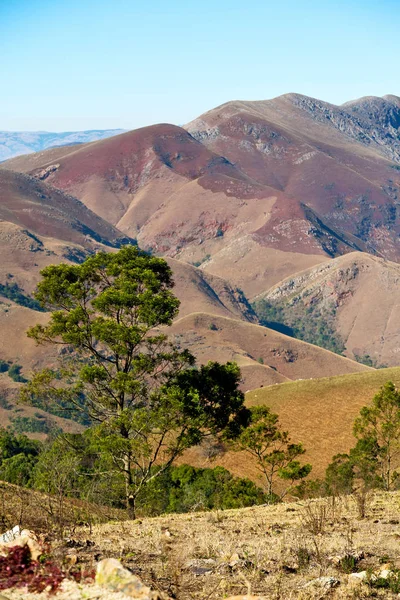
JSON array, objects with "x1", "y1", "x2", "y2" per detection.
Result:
[
  {"x1": 22, "y1": 246, "x2": 248, "y2": 517},
  {"x1": 235, "y1": 405, "x2": 311, "y2": 499},
  {"x1": 325, "y1": 438, "x2": 381, "y2": 518},
  {"x1": 353, "y1": 381, "x2": 400, "y2": 490}
]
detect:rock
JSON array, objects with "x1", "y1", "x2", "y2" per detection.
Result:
[
  {"x1": 0, "y1": 525, "x2": 20, "y2": 543},
  {"x1": 184, "y1": 558, "x2": 216, "y2": 576},
  {"x1": 349, "y1": 571, "x2": 368, "y2": 584},
  {"x1": 304, "y1": 576, "x2": 340, "y2": 590},
  {"x1": 378, "y1": 568, "x2": 393, "y2": 579},
  {"x1": 0, "y1": 529, "x2": 42, "y2": 561},
  {"x1": 96, "y1": 558, "x2": 167, "y2": 599}
]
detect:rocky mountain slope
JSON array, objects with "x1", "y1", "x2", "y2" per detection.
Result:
[
  {"x1": 255, "y1": 252, "x2": 400, "y2": 368},
  {"x1": 0, "y1": 129, "x2": 125, "y2": 162},
  {"x1": 186, "y1": 94, "x2": 400, "y2": 274}
]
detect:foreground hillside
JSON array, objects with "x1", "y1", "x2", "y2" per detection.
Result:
[{"x1": 5, "y1": 491, "x2": 400, "y2": 599}]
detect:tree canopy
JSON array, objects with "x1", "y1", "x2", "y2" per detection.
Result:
[{"x1": 22, "y1": 246, "x2": 249, "y2": 516}]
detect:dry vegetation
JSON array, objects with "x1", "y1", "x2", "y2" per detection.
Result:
[
  {"x1": 0, "y1": 480, "x2": 124, "y2": 535},
  {"x1": 5, "y1": 491, "x2": 400, "y2": 599}
]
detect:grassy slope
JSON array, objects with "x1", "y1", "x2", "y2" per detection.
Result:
[{"x1": 246, "y1": 367, "x2": 400, "y2": 478}]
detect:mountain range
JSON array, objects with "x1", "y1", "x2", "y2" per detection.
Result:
[
  {"x1": 1, "y1": 91, "x2": 400, "y2": 469},
  {"x1": 0, "y1": 129, "x2": 125, "y2": 162}
]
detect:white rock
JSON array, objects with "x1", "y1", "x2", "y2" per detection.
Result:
[{"x1": 0, "y1": 525, "x2": 20, "y2": 543}]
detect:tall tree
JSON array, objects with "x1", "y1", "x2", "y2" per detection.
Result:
[
  {"x1": 21, "y1": 246, "x2": 248, "y2": 516},
  {"x1": 353, "y1": 381, "x2": 400, "y2": 491}
]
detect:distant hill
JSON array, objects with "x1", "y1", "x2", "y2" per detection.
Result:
[
  {"x1": 255, "y1": 252, "x2": 400, "y2": 368},
  {"x1": 0, "y1": 128, "x2": 125, "y2": 161},
  {"x1": 167, "y1": 312, "x2": 370, "y2": 391}
]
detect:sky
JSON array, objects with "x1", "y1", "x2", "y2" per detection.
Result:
[{"x1": 1, "y1": 0, "x2": 399, "y2": 132}]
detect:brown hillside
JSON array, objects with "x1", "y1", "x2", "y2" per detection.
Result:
[
  {"x1": 3, "y1": 122, "x2": 369, "y2": 295},
  {"x1": 0, "y1": 169, "x2": 132, "y2": 248},
  {"x1": 245, "y1": 367, "x2": 400, "y2": 478},
  {"x1": 184, "y1": 367, "x2": 400, "y2": 484},
  {"x1": 259, "y1": 251, "x2": 400, "y2": 368},
  {"x1": 186, "y1": 94, "x2": 400, "y2": 264},
  {"x1": 167, "y1": 312, "x2": 370, "y2": 390}
]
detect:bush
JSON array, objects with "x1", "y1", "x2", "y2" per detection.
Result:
[
  {"x1": 10, "y1": 416, "x2": 54, "y2": 434},
  {"x1": 0, "y1": 283, "x2": 44, "y2": 312},
  {"x1": 0, "y1": 359, "x2": 10, "y2": 373},
  {"x1": 253, "y1": 298, "x2": 345, "y2": 355},
  {"x1": 8, "y1": 364, "x2": 27, "y2": 383},
  {"x1": 136, "y1": 464, "x2": 266, "y2": 516}
]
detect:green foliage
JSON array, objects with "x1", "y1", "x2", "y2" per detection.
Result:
[
  {"x1": 235, "y1": 405, "x2": 312, "y2": 497},
  {"x1": 0, "y1": 428, "x2": 41, "y2": 486},
  {"x1": 137, "y1": 464, "x2": 266, "y2": 516},
  {"x1": 22, "y1": 246, "x2": 248, "y2": 516},
  {"x1": 353, "y1": 381, "x2": 400, "y2": 490},
  {"x1": 0, "y1": 359, "x2": 10, "y2": 373},
  {"x1": 191, "y1": 254, "x2": 211, "y2": 268},
  {"x1": 0, "y1": 282, "x2": 44, "y2": 312},
  {"x1": 10, "y1": 415, "x2": 56, "y2": 434},
  {"x1": 8, "y1": 364, "x2": 27, "y2": 383},
  {"x1": 353, "y1": 353, "x2": 387, "y2": 369},
  {"x1": 253, "y1": 298, "x2": 345, "y2": 355},
  {"x1": 367, "y1": 570, "x2": 400, "y2": 592}
]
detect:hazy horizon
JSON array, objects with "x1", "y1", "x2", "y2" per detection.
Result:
[{"x1": 1, "y1": 0, "x2": 399, "y2": 131}]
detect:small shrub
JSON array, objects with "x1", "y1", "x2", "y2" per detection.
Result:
[
  {"x1": 0, "y1": 359, "x2": 10, "y2": 373},
  {"x1": 8, "y1": 364, "x2": 27, "y2": 383},
  {"x1": 300, "y1": 499, "x2": 334, "y2": 535},
  {"x1": 340, "y1": 554, "x2": 359, "y2": 574},
  {"x1": 209, "y1": 323, "x2": 218, "y2": 331},
  {"x1": 368, "y1": 570, "x2": 400, "y2": 593},
  {"x1": 0, "y1": 544, "x2": 63, "y2": 593},
  {"x1": 295, "y1": 546, "x2": 312, "y2": 570}
]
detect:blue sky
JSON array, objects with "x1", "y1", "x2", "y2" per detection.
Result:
[{"x1": 1, "y1": 0, "x2": 399, "y2": 131}]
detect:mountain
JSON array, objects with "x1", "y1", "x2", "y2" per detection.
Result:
[
  {"x1": 4, "y1": 115, "x2": 381, "y2": 296},
  {"x1": 0, "y1": 168, "x2": 133, "y2": 250},
  {"x1": 185, "y1": 94, "x2": 400, "y2": 278},
  {"x1": 254, "y1": 251, "x2": 400, "y2": 368},
  {"x1": 0, "y1": 129, "x2": 125, "y2": 162}
]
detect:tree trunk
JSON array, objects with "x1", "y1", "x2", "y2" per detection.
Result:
[{"x1": 123, "y1": 454, "x2": 136, "y2": 519}]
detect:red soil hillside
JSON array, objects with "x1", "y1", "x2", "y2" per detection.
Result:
[
  {"x1": 4, "y1": 124, "x2": 364, "y2": 294},
  {"x1": 0, "y1": 168, "x2": 132, "y2": 249},
  {"x1": 186, "y1": 94, "x2": 400, "y2": 268}
]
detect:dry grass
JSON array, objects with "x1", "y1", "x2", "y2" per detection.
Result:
[
  {"x1": 23, "y1": 491, "x2": 399, "y2": 599},
  {"x1": 245, "y1": 367, "x2": 400, "y2": 479},
  {"x1": 0, "y1": 481, "x2": 125, "y2": 536}
]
